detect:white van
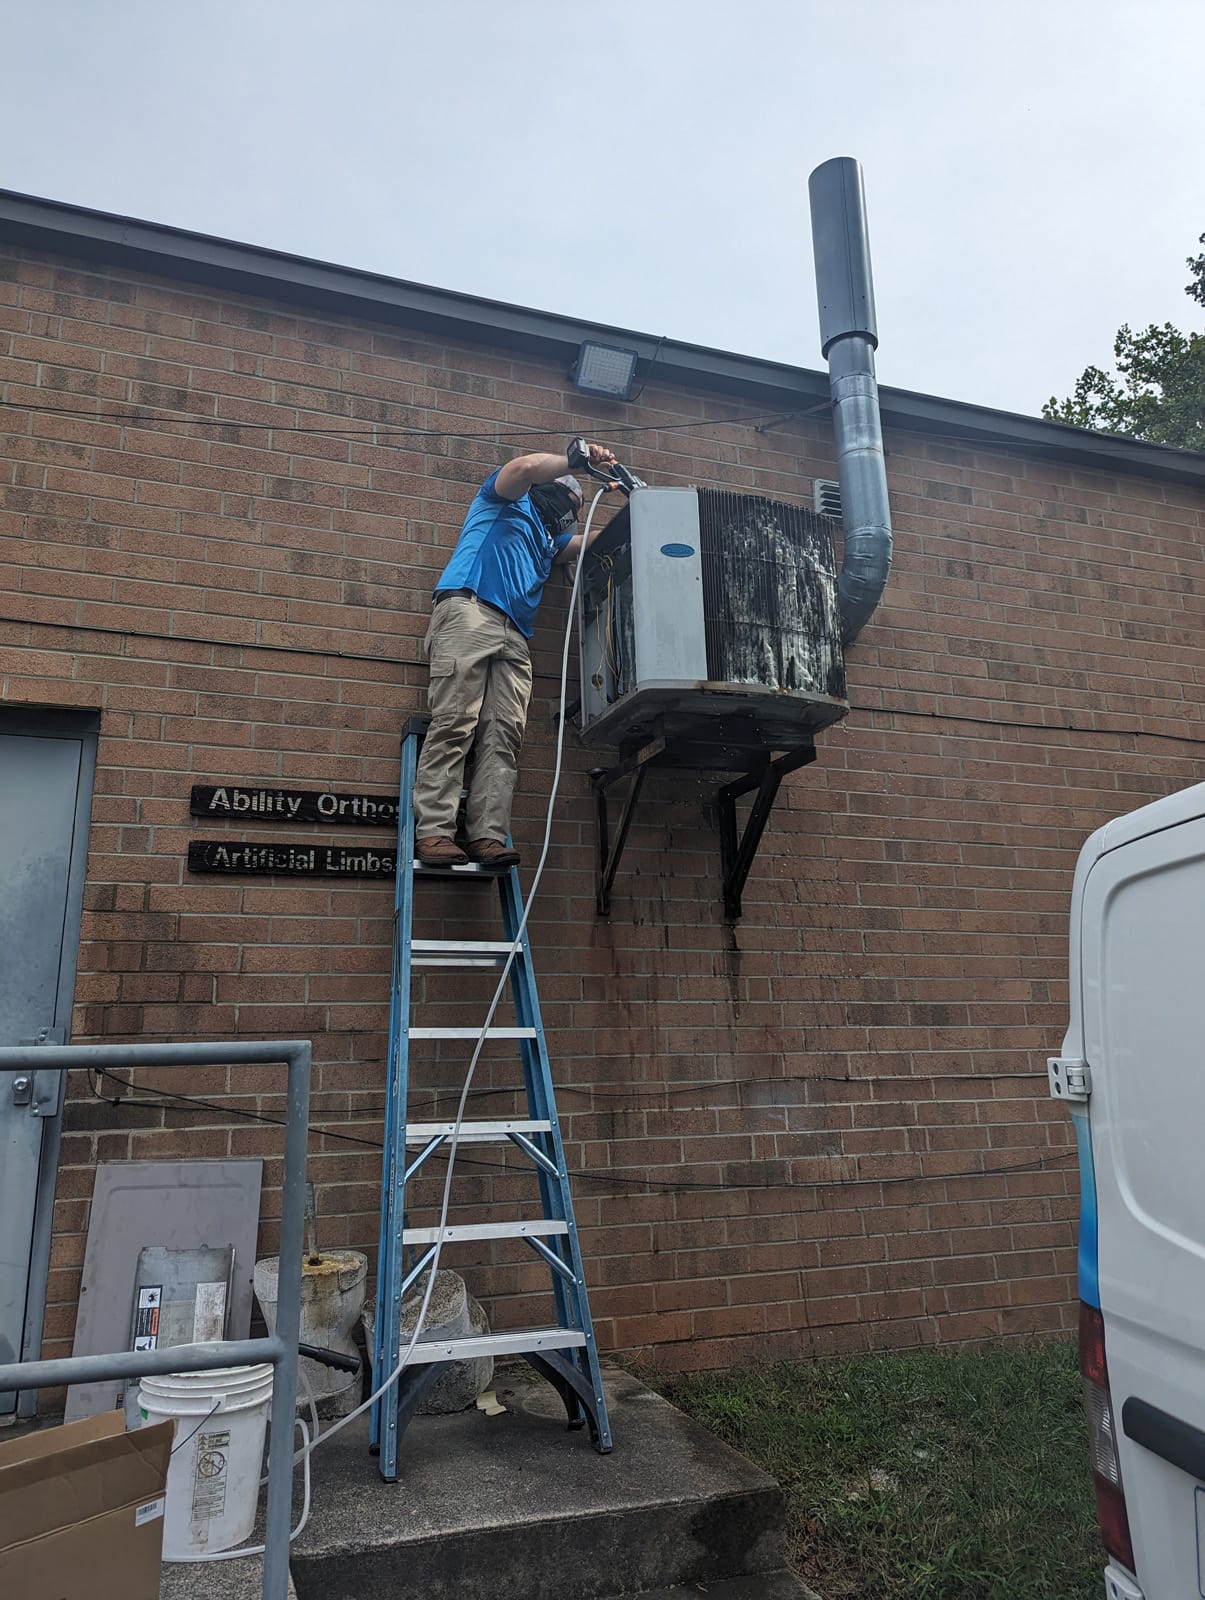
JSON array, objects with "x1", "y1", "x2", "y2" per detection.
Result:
[{"x1": 1050, "y1": 786, "x2": 1205, "y2": 1600}]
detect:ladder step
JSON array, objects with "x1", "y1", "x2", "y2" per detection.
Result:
[
  {"x1": 413, "y1": 861, "x2": 505, "y2": 877},
  {"x1": 404, "y1": 1326, "x2": 587, "y2": 1364},
  {"x1": 411, "y1": 938, "x2": 520, "y2": 969},
  {"x1": 406, "y1": 1120, "x2": 552, "y2": 1144},
  {"x1": 409, "y1": 1026, "x2": 536, "y2": 1040},
  {"x1": 402, "y1": 1219, "x2": 569, "y2": 1245}
]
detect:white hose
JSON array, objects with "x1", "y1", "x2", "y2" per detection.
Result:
[{"x1": 299, "y1": 483, "x2": 606, "y2": 1460}]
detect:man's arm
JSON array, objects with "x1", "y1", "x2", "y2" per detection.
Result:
[
  {"x1": 553, "y1": 523, "x2": 602, "y2": 565},
  {"x1": 494, "y1": 451, "x2": 572, "y2": 501},
  {"x1": 494, "y1": 441, "x2": 618, "y2": 501}
]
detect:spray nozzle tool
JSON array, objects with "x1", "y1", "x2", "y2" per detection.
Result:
[{"x1": 567, "y1": 436, "x2": 646, "y2": 497}]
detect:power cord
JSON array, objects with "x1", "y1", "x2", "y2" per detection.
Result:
[
  {"x1": 86, "y1": 1068, "x2": 1074, "y2": 1193},
  {"x1": 2, "y1": 397, "x2": 795, "y2": 442}
]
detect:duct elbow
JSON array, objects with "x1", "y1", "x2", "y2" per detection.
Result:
[{"x1": 838, "y1": 517, "x2": 893, "y2": 644}]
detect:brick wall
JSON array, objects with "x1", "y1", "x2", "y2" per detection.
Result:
[{"x1": 3, "y1": 240, "x2": 1204, "y2": 1378}]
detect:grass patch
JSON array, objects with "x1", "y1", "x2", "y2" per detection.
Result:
[{"x1": 659, "y1": 1341, "x2": 1100, "y2": 1600}]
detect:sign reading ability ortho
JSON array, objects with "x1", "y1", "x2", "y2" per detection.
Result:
[{"x1": 189, "y1": 785, "x2": 399, "y2": 826}]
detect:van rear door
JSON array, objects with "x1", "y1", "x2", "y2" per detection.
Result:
[{"x1": 1080, "y1": 812, "x2": 1205, "y2": 1594}]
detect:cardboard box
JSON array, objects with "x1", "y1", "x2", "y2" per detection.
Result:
[{"x1": 0, "y1": 1410, "x2": 173, "y2": 1600}]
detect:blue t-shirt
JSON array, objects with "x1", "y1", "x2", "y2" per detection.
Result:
[{"x1": 434, "y1": 470, "x2": 574, "y2": 638}]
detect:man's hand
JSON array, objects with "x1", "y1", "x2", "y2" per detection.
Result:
[{"x1": 567, "y1": 437, "x2": 618, "y2": 475}]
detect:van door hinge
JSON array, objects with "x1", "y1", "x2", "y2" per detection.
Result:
[{"x1": 1048, "y1": 1057, "x2": 1092, "y2": 1102}]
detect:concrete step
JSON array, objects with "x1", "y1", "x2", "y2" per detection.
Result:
[{"x1": 289, "y1": 1366, "x2": 791, "y2": 1600}]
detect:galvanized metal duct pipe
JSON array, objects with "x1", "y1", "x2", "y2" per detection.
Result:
[{"x1": 808, "y1": 157, "x2": 893, "y2": 644}]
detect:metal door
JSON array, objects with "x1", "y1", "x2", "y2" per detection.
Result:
[{"x1": 0, "y1": 713, "x2": 96, "y2": 1414}]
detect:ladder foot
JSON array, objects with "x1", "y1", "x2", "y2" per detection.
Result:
[
  {"x1": 523, "y1": 1350, "x2": 612, "y2": 1452},
  {"x1": 375, "y1": 1360, "x2": 454, "y2": 1480}
]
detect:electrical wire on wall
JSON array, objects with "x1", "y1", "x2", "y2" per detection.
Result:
[
  {"x1": 1, "y1": 396, "x2": 800, "y2": 443},
  {"x1": 88, "y1": 1068, "x2": 1078, "y2": 1197}
]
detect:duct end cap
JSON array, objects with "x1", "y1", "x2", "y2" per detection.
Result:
[{"x1": 809, "y1": 156, "x2": 879, "y2": 356}]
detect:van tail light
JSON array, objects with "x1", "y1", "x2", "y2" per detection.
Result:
[{"x1": 1080, "y1": 1301, "x2": 1135, "y2": 1573}]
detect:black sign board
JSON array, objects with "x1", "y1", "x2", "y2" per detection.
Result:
[
  {"x1": 188, "y1": 841, "x2": 396, "y2": 878},
  {"x1": 190, "y1": 785, "x2": 399, "y2": 828}
]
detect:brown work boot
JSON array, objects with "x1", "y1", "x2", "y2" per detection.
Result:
[
  {"x1": 415, "y1": 835, "x2": 469, "y2": 866},
  {"x1": 466, "y1": 838, "x2": 521, "y2": 867}
]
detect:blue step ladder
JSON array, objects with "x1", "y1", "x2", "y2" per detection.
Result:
[{"x1": 370, "y1": 718, "x2": 613, "y2": 1481}]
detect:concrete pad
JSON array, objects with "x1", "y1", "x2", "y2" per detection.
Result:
[{"x1": 291, "y1": 1365, "x2": 789, "y2": 1600}]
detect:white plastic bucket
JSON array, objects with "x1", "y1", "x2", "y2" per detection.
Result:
[{"x1": 139, "y1": 1360, "x2": 274, "y2": 1559}]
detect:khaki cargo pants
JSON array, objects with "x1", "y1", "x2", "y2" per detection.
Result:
[{"x1": 412, "y1": 595, "x2": 533, "y2": 843}]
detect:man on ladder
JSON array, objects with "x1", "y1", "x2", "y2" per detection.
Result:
[{"x1": 413, "y1": 439, "x2": 618, "y2": 868}]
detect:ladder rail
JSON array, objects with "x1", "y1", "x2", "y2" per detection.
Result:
[
  {"x1": 500, "y1": 869, "x2": 606, "y2": 1421},
  {"x1": 371, "y1": 731, "x2": 419, "y2": 1461}
]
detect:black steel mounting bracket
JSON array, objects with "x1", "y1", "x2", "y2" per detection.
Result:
[
  {"x1": 589, "y1": 731, "x2": 815, "y2": 920},
  {"x1": 590, "y1": 735, "x2": 665, "y2": 917},
  {"x1": 716, "y1": 746, "x2": 816, "y2": 919}
]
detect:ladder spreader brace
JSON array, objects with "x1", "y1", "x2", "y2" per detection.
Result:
[{"x1": 590, "y1": 727, "x2": 816, "y2": 920}]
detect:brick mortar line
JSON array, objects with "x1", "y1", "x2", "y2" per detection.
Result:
[{"x1": 0, "y1": 610, "x2": 417, "y2": 667}]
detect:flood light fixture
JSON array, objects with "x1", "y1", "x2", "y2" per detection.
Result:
[{"x1": 572, "y1": 341, "x2": 639, "y2": 401}]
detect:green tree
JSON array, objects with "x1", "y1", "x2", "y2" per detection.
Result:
[{"x1": 1043, "y1": 235, "x2": 1205, "y2": 449}]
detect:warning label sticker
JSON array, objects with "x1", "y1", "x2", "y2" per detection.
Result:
[
  {"x1": 191, "y1": 1430, "x2": 231, "y2": 1522},
  {"x1": 132, "y1": 1285, "x2": 162, "y2": 1351}
]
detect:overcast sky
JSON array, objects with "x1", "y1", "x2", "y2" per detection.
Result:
[{"x1": 4, "y1": 0, "x2": 1203, "y2": 419}]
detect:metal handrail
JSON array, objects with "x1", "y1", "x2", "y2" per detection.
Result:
[{"x1": 0, "y1": 1039, "x2": 311, "y2": 1600}]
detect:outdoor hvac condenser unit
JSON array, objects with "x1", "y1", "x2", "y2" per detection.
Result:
[{"x1": 578, "y1": 487, "x2": 849, "y2": 751}]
